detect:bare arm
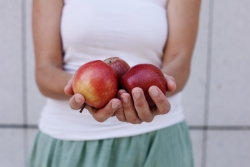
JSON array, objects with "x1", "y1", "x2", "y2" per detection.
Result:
[
  {"x1": 32, "y1": 0, "x2": 72, "y2": 100},
  {"x1": 162, "y1": 0, "x2": 201, "y2": 96}
]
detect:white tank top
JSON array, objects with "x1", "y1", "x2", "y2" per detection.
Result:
[{"x1": 39, "y1": 0, "x2": 184, "y2": 140}]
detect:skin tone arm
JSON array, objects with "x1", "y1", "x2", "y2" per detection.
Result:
[
  {"x1": 162, "y1": 0, "x2": 201, "y2": 96},
  {"x1": 33, "y1": 0, "x2": 71, "y2": 100}
]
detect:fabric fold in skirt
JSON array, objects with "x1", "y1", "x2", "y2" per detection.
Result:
[{"x1": 29, "y1": 121, "x2": 194, "y2": 167}]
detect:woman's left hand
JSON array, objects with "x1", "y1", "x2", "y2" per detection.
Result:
[{"x1": 115, "y1": 75, "x2": 176, "y2": 124}]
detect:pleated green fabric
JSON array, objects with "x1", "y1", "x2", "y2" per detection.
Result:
[{"x1": 29, "y1": 121, "x2": 193, "y2": 167}]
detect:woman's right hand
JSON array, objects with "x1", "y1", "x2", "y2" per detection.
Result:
[{"x1": 64, "y1": 78, "x2": 122, "y2": 122}]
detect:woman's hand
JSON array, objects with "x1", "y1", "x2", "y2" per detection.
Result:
[
  {"x1": 64, "y1": 78, "x2": 122, "y2": 122},
  {"x1": 115, "y1": 75, "x2": 176, "y2": 124},
  {"x1": 64, "y1": 75, "x2": 175, "y2": 124}
]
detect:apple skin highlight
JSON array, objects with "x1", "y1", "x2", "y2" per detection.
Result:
[{"x1": 72, "y1": 60, "x2": 118, "y2": 109}]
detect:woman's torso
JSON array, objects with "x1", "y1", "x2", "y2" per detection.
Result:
[{"x1": 39, "y1": 0, "x2": 185, "y2": 140}]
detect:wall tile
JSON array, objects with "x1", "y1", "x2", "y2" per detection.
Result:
[
  {"x1": 206, "y1": 130, "x2": 250, "y2": 167},
  {"x1": 182, "y1": 0, "x2": 209, "y2": 126},
  {"x1": 0, "y1": 1, "x2": 23, "y2": 124},
  {"x1": 0, "y1": 129, "x2": 25, "y2": 167},
  {"x1": 208, "y1": 0, "x2": 250, "y2": 125},
  {"x1": 190, "y1": 130, "x2": 203, "y2": 167},
  {"x1": 25, "y1": 0, "x2": 46, "y2": 125}
]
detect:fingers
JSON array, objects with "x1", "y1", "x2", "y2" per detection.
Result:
[
  {"x1": 164, "y1": 74, "x2": 176, "y2": 92},
  {"x1": 117, "y1": 89, "x2": 142, "y2": 124},
  {"x1": 66, "y1": 78, "x2": 123, "y2": 122},
  {"x1": 149, "y1": 86, "x2": 171, "y2": 115},
  {"x1": 84, "y1": 85, "x2": 171, "y2": 123},
  {"x1": 117, "y1": 88, "x2": 154, "y2": 123},
  {"x1": 115, "y1": 107, "x2": 126, "y2": 122},
  {"x1": 88, "y1": 99, "x2": 122, "y2": 122},
  {"x1": 121, "y1": 92, "x2": 142, "y2": 124},
  {"x1": 132, "y1": 88, "x2": 154, "y2": 122},
  {"x1": 69, "y1": 93, "x2": 85, "y2": 110},
  {"x1": 115, "y1": 90, "x2": 127, "y2": 122}
]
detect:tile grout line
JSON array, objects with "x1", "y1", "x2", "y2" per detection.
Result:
[
  {"x1": 21, "y1": 0, "x2": 29, "y2": 166},
  {"x1": 202, "y1": 0, "x2": 214, "y2": 167}
]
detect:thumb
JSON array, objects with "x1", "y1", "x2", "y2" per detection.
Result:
[{"x1": 164, "y1": 75, "x2": 176, "y2": 92}]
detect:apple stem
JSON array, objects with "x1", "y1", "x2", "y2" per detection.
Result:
[{"x1": 79, "y1": 104, "x2": 86, "y2": 113}]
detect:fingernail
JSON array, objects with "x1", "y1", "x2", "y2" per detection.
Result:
[
  {"x1": 133, "y1": 91, "x2": 140, "y2": 99},
  {"x1": 122, "y1": 97, "x2": 128, "y2": 103},
  {"x1": 150, "y1": 87, "x2": 158, "y2": 96},
  {"x1": 112, "y1": 102, "x2": 119, "y2": 109},
  {"x1": 75, "y1": 97, "x2": 81, "y2": 103}
]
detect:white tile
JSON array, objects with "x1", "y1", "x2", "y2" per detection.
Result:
[
  {"x1": 0, "y1": 129, "x2": 25, "y2": 167},
  {"x1": 0, "y1": 1, "x2": 23, "y2": 124},
  {"x1": 182, "y1": 0, "x2": 209, "y2": 126},
  {"x1": 25, "y1": 0, "x2": 46, "y2": 125},
  {"x1": 190, "y1": 130, "x2": 203, "y2": 167},
  {"x1": 208, "y1": 0, "x2": 250, "y2": 125},
  {"x1": 206, "y1": 130, "x2": 250, "y2": 167}
]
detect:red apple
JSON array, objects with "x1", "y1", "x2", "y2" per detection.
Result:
[
  {"x1": 121, "y1": 64, "x2": 167, "y2": 107},
  {"x1": 103, "y1": 57, "x2": 130, "y2": 89},
  {"x1": 72, "y1": 60, "x2": 118, "y2": 109}
]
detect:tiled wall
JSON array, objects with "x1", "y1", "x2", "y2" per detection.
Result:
[{"x1": 1, "y1": 0, "x2": 250, "y2": 167}]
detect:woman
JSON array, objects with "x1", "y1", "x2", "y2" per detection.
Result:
[{"x1": 30, "y1": 0, "x2": 200, "y2": 166}]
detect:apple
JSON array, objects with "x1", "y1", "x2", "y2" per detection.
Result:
[
  {"x1": 121, "y1": 64, "x2": 167, "y2": 107},
  {"x1": 72, "y1": 60, "x2": 118, "y2": 109},
  {"x1": 103, "y1": 57, "x2": 130, "y2": 89}
]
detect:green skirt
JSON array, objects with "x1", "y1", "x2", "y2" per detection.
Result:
[{"x1": 29, "y1": 121, "x2": 193, "y2": 167}]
